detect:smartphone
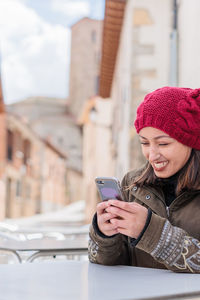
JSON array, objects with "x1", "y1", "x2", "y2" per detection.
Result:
[{"x1": 95, "y1": 177, "x2": 124, "y2": 201}]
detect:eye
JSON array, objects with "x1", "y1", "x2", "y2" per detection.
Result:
[
  {"x1": 140, "y1": 142, "x2": 149, "y2": 146},
  {"x1": 159, "y1": 143, "x2": 168, "y2": 146}
]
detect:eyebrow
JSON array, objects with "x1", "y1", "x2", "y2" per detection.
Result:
[{"x1": 139, "y1": 135, "x2": 173, "y2": 140}]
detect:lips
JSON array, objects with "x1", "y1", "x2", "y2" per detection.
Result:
[{"x1": 153, "y1": 161, "x2": 168, "y2": 171}]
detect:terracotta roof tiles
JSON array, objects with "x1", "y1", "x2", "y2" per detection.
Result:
[{"x1": 99, "y1": 0, "x2": 126, "y2": 98}]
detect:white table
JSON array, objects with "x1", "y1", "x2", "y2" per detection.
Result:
[
  {"x1": 0, "y1": 261, "x2": 200, "y2": 300},
  {"x1": 0, "y1": 238, "x2": 88, "y2": 262}
]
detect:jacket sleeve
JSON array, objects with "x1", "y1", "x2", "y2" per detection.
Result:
[
  {"x1": 88, "y1": 222, "x2": 130, "y2": 266},
  {"x1": 136, "y1": 212, "x2": 200, "y2": 273}
]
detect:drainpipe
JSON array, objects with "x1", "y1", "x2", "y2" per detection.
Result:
[{"x1": 169, "y1": 0, "x2": 178, "y2": 86}]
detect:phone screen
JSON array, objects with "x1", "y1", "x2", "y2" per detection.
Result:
[{"x1": 95, "y1": 177, "x2": 123, "y2": 201}]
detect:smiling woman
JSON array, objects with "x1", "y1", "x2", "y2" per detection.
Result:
[{"x1": 89, "y1": 86, "x2": 200, "y2": 274}]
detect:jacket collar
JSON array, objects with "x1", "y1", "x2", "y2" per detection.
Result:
[
  {"x1": 130, "y1": 184, "x2": 200, "y2": 217},
  {"x1": 130, "y1": 185, "x2": 167, "y2": 217}
]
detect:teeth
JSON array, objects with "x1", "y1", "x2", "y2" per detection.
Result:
[{"x1": 154, "y1": 162, "x2": 167, "y2": 169}]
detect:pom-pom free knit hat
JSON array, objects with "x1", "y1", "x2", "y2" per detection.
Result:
[{"x1": 134, "y1": 86, "x2": 200, "y2": 150}]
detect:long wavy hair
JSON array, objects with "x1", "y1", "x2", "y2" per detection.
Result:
[{"x1": 129, "y1": 149, "x2": 200, "y2": 195}]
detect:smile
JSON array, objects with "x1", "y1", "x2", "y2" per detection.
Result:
[{"x1": 153, "y1": 161, "x2": 168, "y2": 170}]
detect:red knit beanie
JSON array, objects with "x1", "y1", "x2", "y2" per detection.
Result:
[{"x1": 134, "y1": 86, "x2": 200, "y2": 150}]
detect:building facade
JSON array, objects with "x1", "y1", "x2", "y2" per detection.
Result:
[
  {"x1": 7, "y1": 97, "x2": 84, "y2": 205},
  {"x1": 1, "y1": 113, "x2": 68, "y2": 219},
  {"x1": 111, "y1": 0, "x2": 172, "y2": 178},
  {"x1": 7, "y1": 97, "x2": 82, "y2": 172},
  {"x1": 68, "y1": 18, "x2": 103, "y2": 119}
]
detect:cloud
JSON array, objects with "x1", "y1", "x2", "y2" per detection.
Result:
[
  {"x1": 0, "y1": 0, "x2": 70, "y2": 104},
  {"x1": 51, "y1": 0, "x2": 90, "y2": 18}
]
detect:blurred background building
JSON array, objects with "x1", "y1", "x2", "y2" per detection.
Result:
[
  {"x1": 2, "y1": 109, "x2": 68, "y2": 219},
  {"x1": 7, "y1": 97, "x2": 83, "y2": 205},
  {"x1": 68, "y1": 18, "x2": 103, "y2": 119}
]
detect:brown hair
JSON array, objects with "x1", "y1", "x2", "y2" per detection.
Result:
[{"x1": 129, "y1": 149, "x2": 200, "y2": 195}]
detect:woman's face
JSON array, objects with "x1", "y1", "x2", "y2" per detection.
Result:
[{"x1": 139, "y1": 127, "x2": 192, "y2": 178}]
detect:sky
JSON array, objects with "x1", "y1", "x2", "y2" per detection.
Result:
[{"x1": 0, "y1": 0, "x2": 105, "y2": 104}]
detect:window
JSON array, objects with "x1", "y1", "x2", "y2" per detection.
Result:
[
  {"x1": 23, "y1": 139, "x2": 31, "y2": 165},
  {"x1": 7, "y1": 130, "x2": 13, "y2": 161}
]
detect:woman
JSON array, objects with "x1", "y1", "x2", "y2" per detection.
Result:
[{"x1": 88, "y1": 86, "x2": 200, "y2": 273}]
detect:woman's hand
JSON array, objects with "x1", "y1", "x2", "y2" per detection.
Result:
[
  {"x1": 97, "y1": 201, "x2": 119, "y2": 236},
  {"x1": 105, "y1": 200, "x2": 148, "y2": 239}
]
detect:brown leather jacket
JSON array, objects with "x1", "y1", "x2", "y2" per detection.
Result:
[{"x1": 88, "y1": 169, "x2": 200, "y2": 273}]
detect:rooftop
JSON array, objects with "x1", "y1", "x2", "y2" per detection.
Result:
[{"x1": 99, "y1": 0, "x2": 126, "y2": 98}]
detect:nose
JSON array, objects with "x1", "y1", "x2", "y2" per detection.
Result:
[{"x1": 148, "y1": 146, "x2": 161, "y2": 162}]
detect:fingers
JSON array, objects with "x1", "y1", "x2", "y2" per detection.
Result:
[
  {"x1": 102, "y1": 222, "x2": 118, "y2": 232},
  {"x1": 110, "y1": 219, "x2": 138, "y2": 238},
  {"x1": 116, "y1": 227, "x2": 132, "y2": 237},
  {"x1": 110, "y1": 218, "x2": 126, "y2": 229},
  {"x1": 97, "y1": 201, "x2": 109, "y2": 215},
  {"x1": 107, "y1": 200, "x2": 140, "y2": 213},
  {"x1": 97, "y1": 202, "x2": 120, "y2": 236},
  {"x1": 97, "y1": 215, "x2": 119, "y2": 236},
  {"x1": 101, "y1": 212, "x2": 118, "y2": 223},
  {"x1": 106, "y1": 205, "x2": 130, "y2": 220},
  {"x1": 96, "y1": 200, "x2": 146, "y2": 238}
]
